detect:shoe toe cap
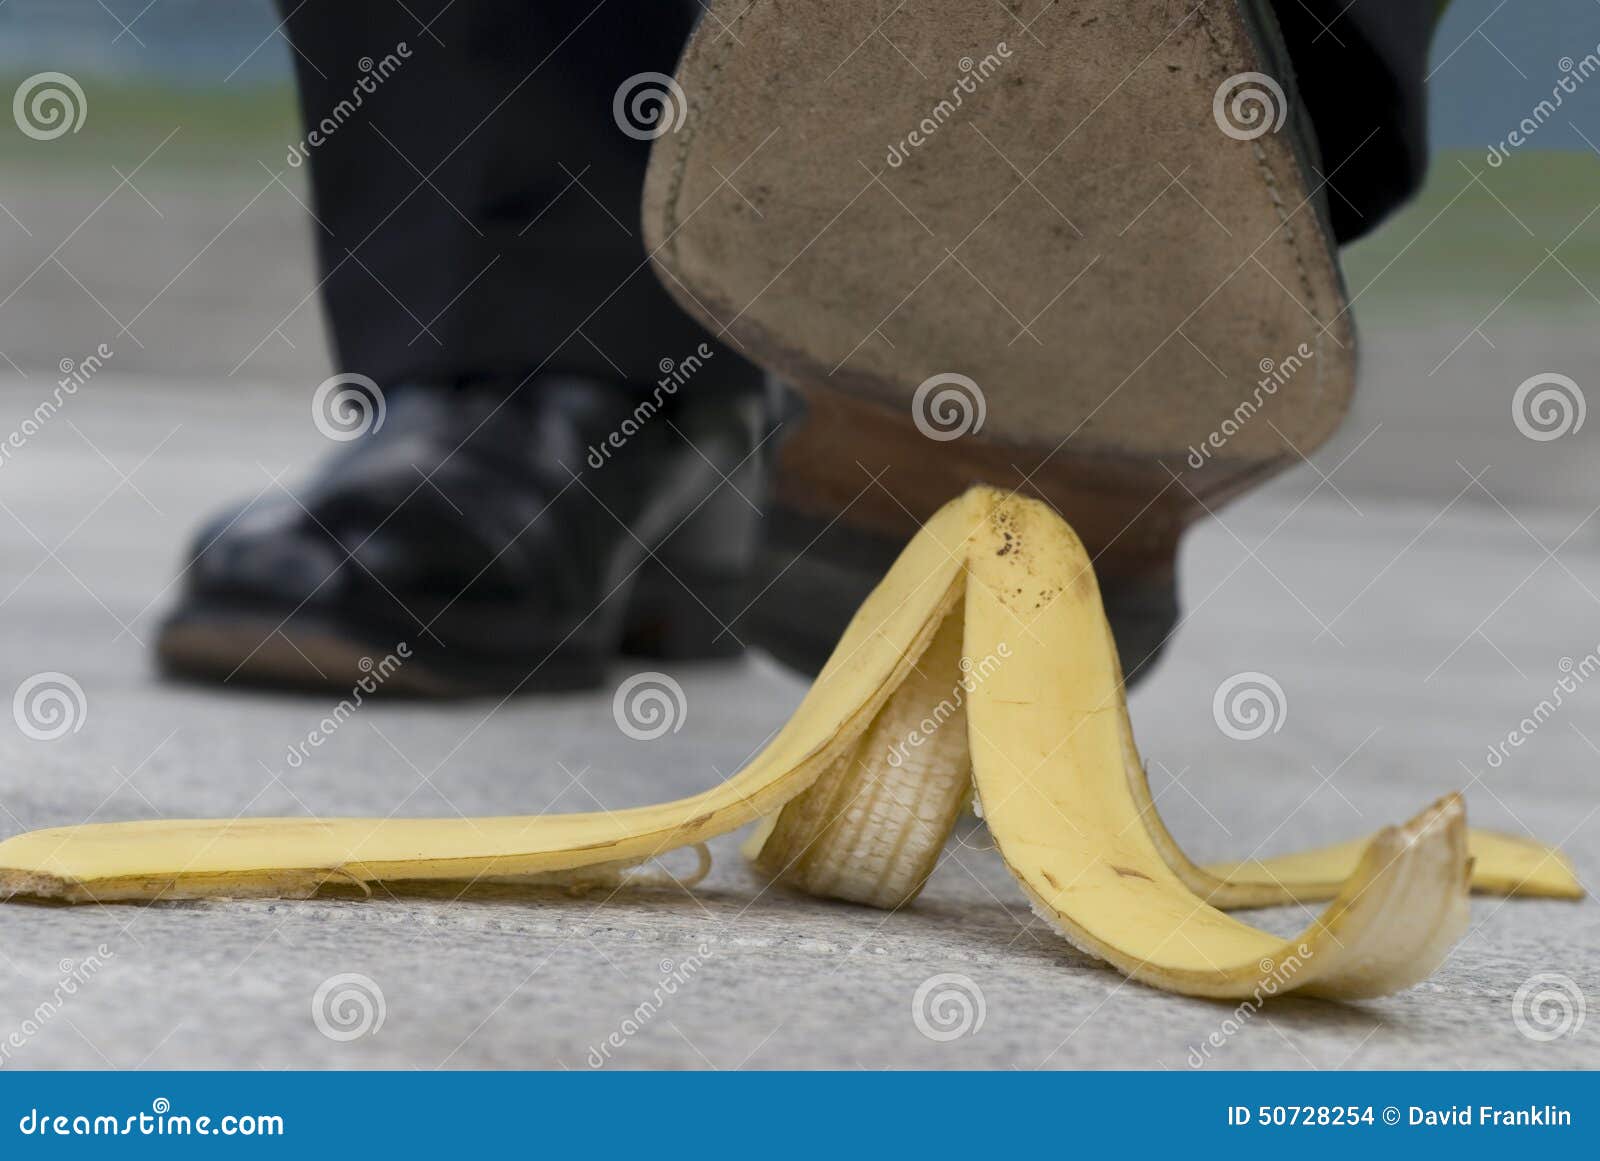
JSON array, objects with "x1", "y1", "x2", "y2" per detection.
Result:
[{"x1": 185, "y1": 495, "x2": 352, "y2": 607}]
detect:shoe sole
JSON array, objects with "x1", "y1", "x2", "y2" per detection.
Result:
[
  {"x1": 157, "y1": 564, "x2": 749, "y2": 698},
  {"x1": 156, "y1": 607, "x2": 604, "y2": 698},
  {"x1": 644, "y1": 0, "x2": 1355, "y2": 671}
]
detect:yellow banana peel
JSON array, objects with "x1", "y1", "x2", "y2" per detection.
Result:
[{"x1": 0, "y1": 488, "x2": 1579, "y2": 1000}]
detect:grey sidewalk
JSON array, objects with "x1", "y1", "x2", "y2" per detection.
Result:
[{"x1": 0, "y1": 371, "x2": 1594, "y2": 1069}]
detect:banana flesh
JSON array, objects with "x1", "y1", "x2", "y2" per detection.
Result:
[
  {"x1": 745, "y1": 609, "x2": 972, "y2": 909},
  {"x1": 0, "y1": 488, "x2": 1578, "y2": 1000}
]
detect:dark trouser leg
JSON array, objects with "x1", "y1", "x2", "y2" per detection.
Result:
[
  {"x1": 1274, "y1": 0, "x2": 1447, "y2": 244},
  {"x1": 278, "y1": 0, "x2": 1444, "y2": 388},
  {"x1": 277, "y1": 0, "x2": 758, "y2": 394}
]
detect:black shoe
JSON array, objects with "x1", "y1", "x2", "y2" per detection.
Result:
[{"x1": 156, "y1": 376, "x2": 770, "y2": 696}]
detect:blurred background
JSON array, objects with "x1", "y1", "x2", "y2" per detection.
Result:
[
  {"x1": 0, "y1": 1, "x2": 1595, "y2": 1069},
  {"x1": 1, "y1": 0, "x2": 1597, "y2": 498}
]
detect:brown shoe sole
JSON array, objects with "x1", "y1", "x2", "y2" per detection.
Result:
[
  {"x1": 643, "y1": 0, "x2": 1355, "y2": 674},
  {"x1": 156, "y1": 563, "x2": 749, "y2": 699},
  {"x1": 157, "y1": 615, "x2": 473, "y2": 697}
]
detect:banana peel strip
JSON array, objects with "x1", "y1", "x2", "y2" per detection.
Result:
[
  {"x1": 961, "y1": 497, "x2": 1472, "y2": 999},
  {"x1": 749, "y1": 496, "x2": 1580, "y2": 913},
  {"x1": 1195, "y1": 829, "x2": 1582, "y2": 905},
  {"x1": 0, "y1": 488, "x2": 982, "y2": 904},
  {"x1": 0, "y1": 488, "x2": 1579, "y2": 999}
]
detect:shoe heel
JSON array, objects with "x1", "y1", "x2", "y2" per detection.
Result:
[
  {"x1": 620, "y1": 564, "x2": 750, "y2": 660},
  {"x1": 620, "y1": 443, "x2": 764, "y2": 660}
]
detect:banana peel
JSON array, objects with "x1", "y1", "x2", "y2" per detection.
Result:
[
  {"x1": 0, "y1": 488, "x2": 1579, "y2": 1000},
  {"x1": 960, "y1": 497, "x2": 1468, "y2": 999},
  {"x1": 0, "y1": 489, "x2": 979, "y2": 904},
  {"x1": 1197, "y1": 826, "x2": 1582, "y2": 905},
  {"x1": 748, "y1": 496, "x2": 1581, "y2": 915}
]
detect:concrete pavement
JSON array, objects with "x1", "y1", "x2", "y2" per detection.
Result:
[{"x1": 0, "y1": 367, "x2": 1594, "y2": 1069}]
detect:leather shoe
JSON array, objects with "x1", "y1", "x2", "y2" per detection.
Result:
[{"x1": 157, "y1": 375, "x2": 769, "y2": 696}]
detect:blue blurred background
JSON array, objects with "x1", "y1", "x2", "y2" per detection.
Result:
[
  {"x1": 0, "y1": 0, "x2": 1595, "y2": 506},
  {"x1": 3, "y1": 0, "x2": 1597, "y2": 148}
]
